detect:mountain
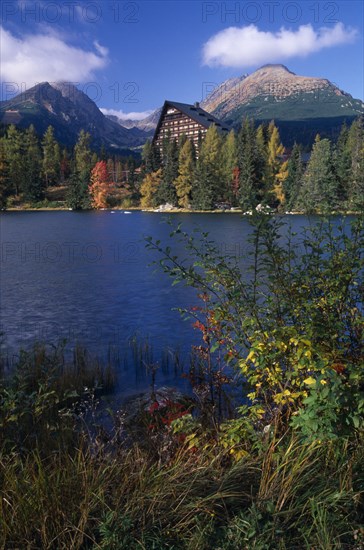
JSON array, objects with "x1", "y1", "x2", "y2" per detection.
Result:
[
  {"x1": 2, "y1": 67, "x2": 363, "y2": 150},
  {"x1": 201, "y1": 65, "x2": 364, "y2": 146},
  {"x1": 111, "y1": 65, "x2": 364, "y2": 147},
  {"x1": 108, "y1": 108, "x2": 162, "y2": 133},
  {"x1": 0, "y1": 82, "x2": 149, "y2": 151}
]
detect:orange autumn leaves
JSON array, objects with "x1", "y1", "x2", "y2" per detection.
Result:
[
  {"x1": 89, "y1": 161, "x2": 129, "y2": 208},
  {"x1": 89, "y1": 161, "x2": 116, "y2": 208}
]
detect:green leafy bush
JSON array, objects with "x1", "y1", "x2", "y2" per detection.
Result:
[{"x1": 147, "y1": 214, "x2": 364, "y2": 440}]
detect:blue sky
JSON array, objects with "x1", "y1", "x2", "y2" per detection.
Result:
[{"x1": 1, "y1": 0, "x2": 363, "y2": 119}]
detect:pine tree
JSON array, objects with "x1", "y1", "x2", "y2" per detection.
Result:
[
  {"x1": 140, "y1": 169, "x2": 162, "y2": 208},
  {"x1": 237, "y1": 118, "x2": 258, "y2": 210},
  {"x1": 123, "y1": 156, "x2": 140, "y2": 204},
  {"x1": 0, "y1": 139, "x2": 10, "y2": 208},
  {"x1": 157, "y1": 137, "x2": 178, "y2": 205},
  {"x1": 174, "y1": 138, "x2": 195, "y2": 208},
  {"x1": 67, "y1": 131, "x2": 93, "y2": 209},
  {"x1": 74, "y1": 130, "x2": 92, "y2": 180},
  {"x1": 5, "y1": 124, "x2": 24, "y2": 196},
  {"x1": 178, "y1": 133, "x2": 188, "y2": 151},
  {"x1": 142, "y1": 140, "x2": 161, "y2": 174},
  {"x1": 60, "y1": 148, "x2": 71, "y2": 184},
  {"x1": 42, "y1": 126, "x2": 60, "y2": 187},
  {"x1": 332, "y1": 123, "x2": 351, "y2": 205},
  {"x1": 221, "y1": 130, "x2": 238, "y2": 204},
  {"x1": 283, "y1": 143, "x2": 304, "y2": 211},
  {"x1": 192, "y1": 125, "x2": 222, "y2": 210},
  {"x1": 347, "y1": 116, "x2": 364, "y2": 210},
  {"x1": 23, "y1": 125, "x2": 43, "y2": 201},
  {"x1": 66, "y1": 170, "x2": 91, "y2": 210},
  {"x1": 298, "y1": 136, "x2": 338, "y2": 213},
  {"x1": 255, "y1": 123, "x2": 269, "y2": 194}
]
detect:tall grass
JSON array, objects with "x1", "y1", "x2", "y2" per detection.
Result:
[
  {"x1": 0, "y1": 345, "x2": 364, "y2": 550},
  {"x1": 1, "y1": 427, "x2": 363, "y2": 549},
  {"x1": 0, "y1": 343, "x2": 362, "y2": 548}
]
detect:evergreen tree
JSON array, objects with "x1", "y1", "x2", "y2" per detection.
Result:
[
  {"x1": 74, "y1": 130, "x2": 92, "y2": 181},
  {"x1": 71, "y1": 132, "x2": 93, "y2": 209},
  {"x1": 255, "y1": 123, "x2": 269, "y2": 193},
  {"x1": 0, "y1": 139, "x2": 10, "y2": 208},
  {"x1": 332, "y1": 122, "x2": 351, "y2": 204},
  {"x1": 157, "y1": 137, "x2": 178, "y2": 205},
  {"x1": 66, "y1": 170, "x2": 91, "y2": 210},
  {"x1": 174, "y1": 138, "x2": 195, "y2": 208},
  {"x1": 221, "y1": 130, "x2": 238, "y2": 204},
  {"x1": 60, "y1": 148, "x2": 71, "y2": 184},
  {"x1": 23, "y1": 125, "x2": 43, "y2": 201},
  {"x1": 237, "y1": 118, "x2": 259, "y2": 210},
  {"x1": 283, "y1": 143, "x2": 304, "y2": 211},
  {"x1": 5, "y1": 124, "x2": 24, "y2": 195},
  {"x1": 126, "y1": 156, "x2": 138, "y2": 201},
  {"x1": 347, "y1": 116, "x2": 364, "y2": 210},
  {"x1": 197, "y1": 130, "x2": 203, "y2": 152},
  {"x1": 142, "y1": 140, "x2": 161, "y2": 174},
  {"x1": 42, "y1": 126, "x2": 60, "y2": 187},
  {"x1": 178, "y1": 133, "x2": 188, "y2": 151},
  {"x1": 192, "y1": 125, "x2": 222, "y2": 210},
  {"x1": 298, "y1": 136, "x2": 338, "y2": 213}
]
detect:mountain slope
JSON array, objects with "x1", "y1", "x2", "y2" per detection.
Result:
[
  {"x1": 2, "y1": 67, "x2": 363, "y2": 150},
  {"x1": 0, "y1": 82, "x2": 149, "y2": 151},
  {"x1": 201, "y1": 65, "x2": 364, "y2": 145},
  {"x1": 108, "y1": 108, "x2": 162, "y2": 133}
]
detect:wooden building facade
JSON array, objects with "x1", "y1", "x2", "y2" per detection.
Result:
[{"x1": 153, "y1": 100, "x2": 231, "y2": 151}]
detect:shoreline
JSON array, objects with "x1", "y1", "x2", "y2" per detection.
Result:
[{"x1": 2, "y1": 206, "x2": 360, "y2": 215}]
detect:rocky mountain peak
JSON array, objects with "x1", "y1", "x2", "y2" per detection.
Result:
[
  {"x1": 52, "y1": 81, "x2": 103, "y2": 119},
  {"x1": 200, "y1": 64, "x2": 349, "y2": 116},
  {"x1": 0, "y1": 81, "x2": 150, "y2": 150},
  {"x1": 257, "y1": 64, "x2": 294, "y2": 74}
]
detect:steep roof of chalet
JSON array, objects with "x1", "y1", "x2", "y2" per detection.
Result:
[{"x1": 153, "y1": 100, "x2": 231, "y2": 141}]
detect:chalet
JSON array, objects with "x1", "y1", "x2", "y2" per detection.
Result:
[{"x1": 153, "y1": 100, "x2": 231, "y2": 152}]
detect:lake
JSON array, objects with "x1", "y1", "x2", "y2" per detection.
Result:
[{"x1": 0, "y1": 210, "x2": 343, "y2": 395}]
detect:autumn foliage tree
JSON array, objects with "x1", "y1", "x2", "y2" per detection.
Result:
[
  {"x1": 89, "y1": 161, "x2": 117, "y2": 208},
  {"x1": 174, "y1": 139, "x2": 195, "y2": 208},
  {"x1": 267, "y1": 121, "x2": 286, "y2": 205},
  {"x1": 0, "y1": 116, "x2": 363, "y2": 213},
  {"x1": 140, "y1": 169, "x2": 162, "y2": 208}
]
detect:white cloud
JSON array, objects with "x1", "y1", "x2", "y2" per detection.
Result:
[
  {"x1": 0, "y1": 26, "x2": 109, "y2": 87},
  {"x1": 100, "y1": 108, "x2": 155, "y2": 121},
  {"x1": 202, "y1": 23, "x2": 358, "y2": 68}
]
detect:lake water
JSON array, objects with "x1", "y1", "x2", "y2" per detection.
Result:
[{"x1": 0, "y1": 211, "x2": 345, "y2": 395}]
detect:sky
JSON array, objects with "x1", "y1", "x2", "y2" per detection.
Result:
[{"x1": 1, "y1": 0, "x2": 363, "y2": 120}]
